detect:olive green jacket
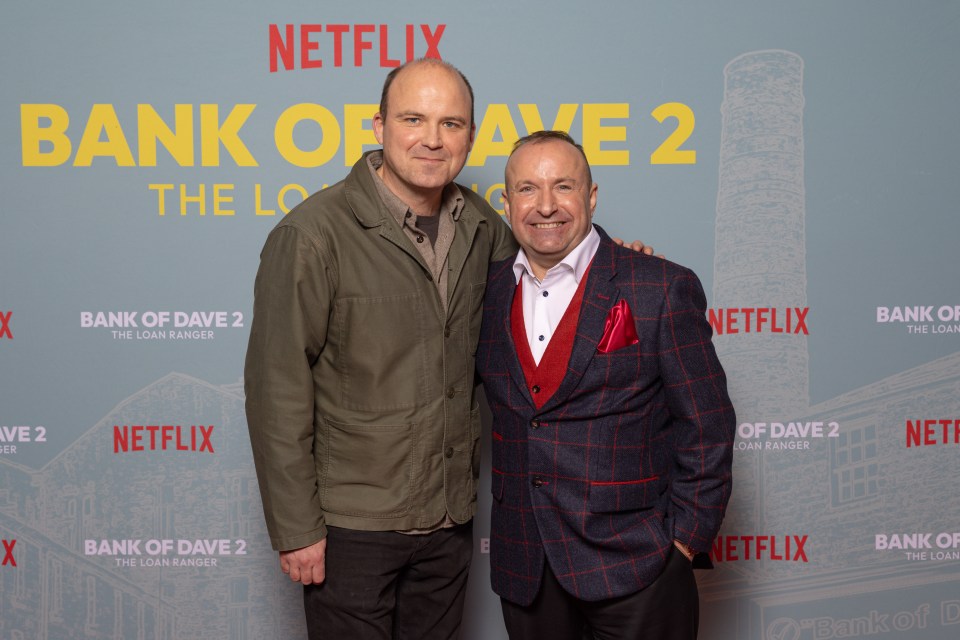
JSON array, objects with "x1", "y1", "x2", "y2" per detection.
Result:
[{"x1": 244, "y1": 152, "x2": 516, "y2": 551}]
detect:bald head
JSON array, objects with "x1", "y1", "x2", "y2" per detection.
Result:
[{"x1": 379, "y1": 59, "x2": 475, "y2": 127}]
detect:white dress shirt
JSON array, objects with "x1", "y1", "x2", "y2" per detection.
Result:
[{"x1": 512, "y1": 228, "x2": 601, "y2": 364}]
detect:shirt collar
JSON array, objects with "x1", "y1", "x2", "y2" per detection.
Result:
[
  {"x1": 366, "y1": 150, "x2": 465, "y2": 224},
  {"x1": 512, "y1": 226, "x2": 601, "y2": 284}
]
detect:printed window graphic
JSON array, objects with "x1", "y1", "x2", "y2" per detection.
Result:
[{"x1": 832, "y1": 424, "x2": 879, "y2": 504}]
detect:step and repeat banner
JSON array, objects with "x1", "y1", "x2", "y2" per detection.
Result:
[{"x1": 2, "y1": 1, "x2": 959, "y2": 638}]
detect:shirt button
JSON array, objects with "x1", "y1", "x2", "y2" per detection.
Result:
[
  {"x1": 532, "y1": 478, "x2": 543, "y2": 488},
  {"x1": 538, "y1": 335, "x2": 545, "y2": 341},
  {"x1": 445, "y1": 447, "x2": 454, "y2": 458},
  {"x1": 417, "y1": 235, "x2": 425, "y2": 243},
  {"x1": 530, "y1": 420, "x2": 540, "y2": 429},
  {"x1": 542, "y1": 291, "x2": 549, "y2": 297},
  {"x1": 446, "y1": 387, "x2": 456, "y2": 399},
  {"x1": 531, "y1": 385, "x2": 541, "y2": 394},
  {"x1": 405, "y1": 212, "x2": 412, "y2": 219}
]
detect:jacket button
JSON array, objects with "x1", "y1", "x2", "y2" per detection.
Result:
[
  {"x1": 446, "y1": 387, "x2": 456, "y2": 399},
  {"x1": 532, "y1": 478, "x2": 543, "y2": 488},
  {"x1": 531, "y1": 385, "x2": 541, "y2": 394},
  {"x1": 530, "y1": 420, "x2": 540, "y2": 429},
  {"x1": 445, "y1": 447, "x2": 454, "y2": 458}
]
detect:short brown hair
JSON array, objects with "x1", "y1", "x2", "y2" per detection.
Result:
[{"x1": 508, "y1": 130, "x2": 593, "y2": 187}]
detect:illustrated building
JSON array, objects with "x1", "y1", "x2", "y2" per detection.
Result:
[
  {"x1": 700, "y1": 50, "x2": 960, "y2": 640},
  {"x1": 0, "y1": 373, "x2": 305, "y2": 640}
]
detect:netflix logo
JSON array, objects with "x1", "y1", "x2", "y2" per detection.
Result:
[
  {"x1": 708, "y1": 307, "x2": 808, "y2": 335},
  {"x1": 113, "y1": 425, "x2": 214, "y2": 453},
  {"x1": 906, "y1": 419, "x2": 960, "y2": 447},
  {"x1": 269, "y1": 23, "x2": 445, "y2": 72},
  {"x1": 710, "y1": 535, "x2": 808, "y2": 562}
]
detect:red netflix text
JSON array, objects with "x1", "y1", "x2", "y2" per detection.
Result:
[
  {"x1": 2, "y1": 540, "x2": 15, "y2": 567},
  {"x1": 269, "y1": 23, "x2": 445, "y2": 72},
  {"x1": 113, "y1": 425, "x2": 214, "y2": 453},
  {"x1": 906, "y1": 419, "x2": 960, "y2": 447},
  {"x1": 711, "y1": 535, "x2": 808, "y2": 562},
  {"x1": 0, "y1": 311, "x2": 11, "y2": 339},
  {"x1": 708, "y1": 307, "x2": 809, "y2": 335}
]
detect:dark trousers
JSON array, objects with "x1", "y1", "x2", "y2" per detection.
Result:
[
  {"x1": 500, "y1": 548, "x2": 699, "y2": 640},
  {"x1": 303, "y1": 523, "x2": 473, "y2": 640}
]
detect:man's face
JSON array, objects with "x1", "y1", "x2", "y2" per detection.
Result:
[
  {"x1": 503, "y1": 139, "x2": 598, "y2": 278},
  {"x1": 373, "y1": 63, "x2": 475, "y2": 207}
]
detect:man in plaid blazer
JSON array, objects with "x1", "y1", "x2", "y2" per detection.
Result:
[{"x1": 476, "y1": 131, "x2": 735, "y2": 639}]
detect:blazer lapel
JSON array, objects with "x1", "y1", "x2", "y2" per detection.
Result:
[
  {"x1": 537, "y1": 233, "x2": 620, "y2": 414},
  {"x1": 488, "y1": 262, "x2": 537, "y2": 408}
]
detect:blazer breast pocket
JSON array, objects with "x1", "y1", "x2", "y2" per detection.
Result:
[{"x1": 597, "y1": 299, "x2": 640, "y2": 353}]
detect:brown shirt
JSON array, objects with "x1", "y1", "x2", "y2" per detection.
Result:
[{"x1": 367, "y1": 151, "x2": 461, "y2": 314}]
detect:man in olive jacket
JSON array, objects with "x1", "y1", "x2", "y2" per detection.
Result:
[{"x1": 245, "y1": 59, "x2": 516, "y2": 639}]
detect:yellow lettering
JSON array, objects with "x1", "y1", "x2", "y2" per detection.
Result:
[
  {"x1": 275, "y1": 104, "x2": 341, "y2": 168},
  {"x1": 467, "y1": 104, "x2": 521, "y2": 167},
  {"x1": 200, "y1": 104, "x2": 257, "y2": 167},
  {"x1": 485, "y1": 183, "x2": 505, "y2": 215},
  {"x1": 343, "y1": 104, "x2": 378, "y2": 166},
  {"x1": 650, "y1": 102, "x2": 696, "y2": 164},
  {"x1": 517, "y1": 103, "x2": 578, "y2": 134},
  {"x1": 254, "y1": 184, "x2": 276, "y2": 216},
  {"x1": 213, "y1": 183, "x2": 235, "y2": 215},
  {"x1": 21, "y1": 104, "x2": 71, "y2": 166},
  {"x1": 138, "y1": 104, "x2": 194, "y2": 167},
  {"x1": 278, "y1": 183, "x2": 309, "y2": 213},
  {"x1": 149, "y1": 184, "x2": 174, "y2": 216},
  {"x1": 180, "y1": 183, "x2": 206, "y2": 216},
  {"x1": 74, "y1": 104, "x2": 135, "y2": 167},
  {"x1": 582, "y1": 104, "x2": 629, "y2": 166},
  {"x1": 470, "y1": 183, "x2": 506, "y2": 215}
]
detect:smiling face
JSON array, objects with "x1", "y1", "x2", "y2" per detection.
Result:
[
  {"x1": 372, "y1": 61, "x2": 475, "y2": 213},
  {"x1": 503, "y1": 137, "x2": 598, "y2": 279}
]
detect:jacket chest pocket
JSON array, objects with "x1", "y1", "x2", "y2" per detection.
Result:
[{"x1": 332, "y1": 291, "x2": 428, "y2": 411}]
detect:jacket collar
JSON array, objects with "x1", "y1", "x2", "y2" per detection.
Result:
[
  {"x1": 344, "y1": 150, "x2": 476, "y2": 228},
  {"x1": 342, "y1": 150, "x2": 485, "y2": 309}
]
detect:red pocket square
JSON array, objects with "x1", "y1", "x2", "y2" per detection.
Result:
[{"x1": 597, "y1": 300, "x2": 640, "y2": 353}]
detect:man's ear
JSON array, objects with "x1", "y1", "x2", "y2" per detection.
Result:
[
  {"x1": 588, "y1": 182, "x2": 598, "y2": 218},
  {"x1": 502, "y1": 189, "x2": 512, "y2": 224},
  {"x1": 373, "y1": 112, "x2": 385, "y2": 145}
]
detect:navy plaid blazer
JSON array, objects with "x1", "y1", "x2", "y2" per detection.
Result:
[{"x1": 476, "y1": 226, "x2": 735, "y2": 606}]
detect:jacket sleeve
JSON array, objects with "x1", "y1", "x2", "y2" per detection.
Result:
[
  {"x1": 657, "y1": 266, "x2": 735, "y2": 553},
  {"x1": 244, "y1": 223, "x2": 333, "y2": 551}
]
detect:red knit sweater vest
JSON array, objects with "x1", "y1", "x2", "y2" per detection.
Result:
[{"x1": 510, "y1": 270, "x2": 589, "y2": 409}]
